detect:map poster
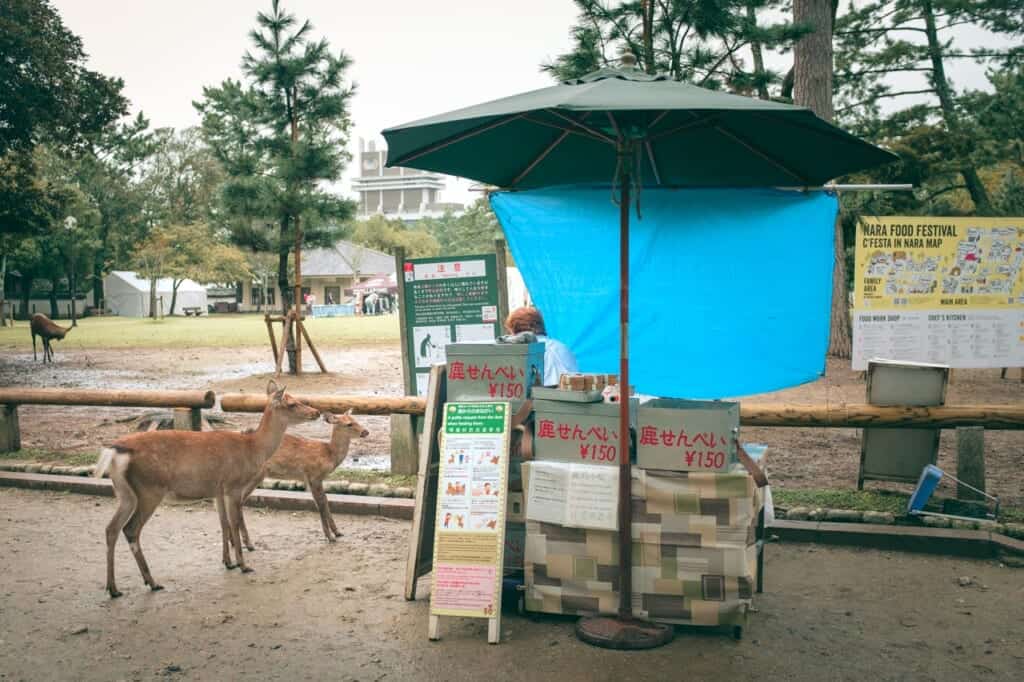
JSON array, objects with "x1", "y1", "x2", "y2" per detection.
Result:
[
  {"x1": 430, "y1": 403, "x2": 511, "y2": 624},
  {"x1": 402, "y1": 254, "x2": 501, "y2": 396},
  {"x1": 852, "y1": 217, "x2": 1024, "y2": 370}
]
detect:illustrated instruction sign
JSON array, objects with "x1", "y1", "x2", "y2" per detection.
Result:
[
  {"x1": 402, "y1": 254, "x2": 501, "y2": 395},
  {"x1": 852, "y1": 216, "x2": 1024, "y2": 370},
  {"x1": 430, "y1": 402, "x2": 511, "y2": 622}
]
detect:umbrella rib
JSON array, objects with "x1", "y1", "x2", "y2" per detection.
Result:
[
  {"x1": 389, "y1": 113, "x2": 527, "y2": 166},
  {"x1": 647, "y1": 110, "x2": 670, "y2": 134},
  {"x1": 713, "y1": 125, "x2": 808, "y2": 185},
  {"x1": 521, "y1": 115, "x2": 608, "y2": 144},
  {"x1": 606, "y1": 112, "x2": 622, "y2": 140},
  {"x1": 644, "y1": 140, "x2": 662, "y2": 185},
  {"x1": 510, "y1": 128, "x2": 571, "y2": 187},
  {"x1": 546, "y1": 110, "x2": 616, "y2": 145},
  {"x1": 648, "y1": 114, "x2": 717, "y2": 142}
]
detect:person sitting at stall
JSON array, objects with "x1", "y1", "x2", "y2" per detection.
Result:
[{"x1": 504, "y1": 306, "x2": 578, "y2": 386}]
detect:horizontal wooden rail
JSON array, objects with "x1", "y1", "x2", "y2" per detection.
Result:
[
  {"x1": 218, "y1": 395, "x2": 1024, "y2": 430},
  {"x1": 740, "y1": 403, "x2": 1024, "y2": 430},
  {"x1": 0, "y1": 388, "x2": 215, "y2": 409},
  {"x1": 219, "y1": 393, "x2": 427, "y2": 416}
]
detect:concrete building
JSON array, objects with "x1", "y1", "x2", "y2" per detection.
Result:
[{"x1": 352, "y1": 139, "x2": 464, "y2": 221}]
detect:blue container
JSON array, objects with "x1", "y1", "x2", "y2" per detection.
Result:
[{"x1": 908, "y1": 464, "x2": 944, "y2": 514}]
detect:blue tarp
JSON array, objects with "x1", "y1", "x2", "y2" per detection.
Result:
[{"x1": 490, "y1": 187, "x2": 839, "y2": 399}]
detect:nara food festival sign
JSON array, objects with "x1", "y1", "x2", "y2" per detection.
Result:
[{"x1": 852, "y1": 216, "x2": 1024, "y2": 370}]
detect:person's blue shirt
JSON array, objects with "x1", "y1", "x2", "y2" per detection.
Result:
[{"x1": 538, "y1": 335, "x2": 578, "y2": 386}]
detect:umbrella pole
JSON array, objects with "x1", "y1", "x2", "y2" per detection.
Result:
[{"x1": 576, "y1": 142, "x2": 672, "y2": 650}]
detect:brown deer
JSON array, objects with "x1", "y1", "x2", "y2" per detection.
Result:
[
  {"x1": 94, "y1": 381, "x2": 319, "y2": 598},
  {"x1": 237, "y1": 410, "x2": 369, "y2": 547},
  {"x1": 30, "y1": 313, "x2": 70, "y2": 363}
]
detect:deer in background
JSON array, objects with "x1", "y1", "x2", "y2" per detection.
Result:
[
  {"x1": 30, "y1": 313, "x2": 70, "y2": 363},
  {"x1": 237, "y1": 410, "x2": 369, "y2": 547},
  {"x1": 94, "y1": 381, "x2": 319, "y2": 598}
]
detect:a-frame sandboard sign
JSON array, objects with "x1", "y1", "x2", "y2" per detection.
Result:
[{"x1": 426, "y1": 401, "x2": 512, "y2": 644}]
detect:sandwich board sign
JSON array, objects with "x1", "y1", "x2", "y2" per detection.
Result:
[{"x1": 428, "y1": 402, "x2": 511, "y2": 644}]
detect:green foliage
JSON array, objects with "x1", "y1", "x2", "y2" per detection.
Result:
[
  {"x1": 543, "y1": 0, "x2": 804, "y2": 96},
  {"x1": 349, "y1": 215, "x2": 440, "y2": 258},
  {"x1": 419, "y1": 199, "x2": 503, "y2": 256},
  {"x1": 834, "y1": 0, "x2": 1024, "y2": 215},
  {"x1": 0, "y1": 0, "x2": 127, "y2": 155}
]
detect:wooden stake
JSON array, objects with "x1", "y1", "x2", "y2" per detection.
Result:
[
  {"x1": 274, "y1": 311, "x2": 290, "y2": 377},
  {"x1": 265, "y1": 314, "x2": 279, "y2": 366},
  {"x1": 297, "y1": 319, "x2": 327, "y2": 373}
]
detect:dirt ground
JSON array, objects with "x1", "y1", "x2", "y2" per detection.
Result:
[
  {"x1": 1, "y1": 345, "x2": 1021, "y2": 503},
  {"x1": 0, "y1": 488, "x2": 1021, "y2": 681}
]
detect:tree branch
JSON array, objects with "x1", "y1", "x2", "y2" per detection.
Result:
[{"x1": 837, "y1": 88, "x2": 937, "y2": 114}]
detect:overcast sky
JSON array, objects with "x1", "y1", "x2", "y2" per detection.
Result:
[{"x1": 53, "y1": 1, "x2": 1002, "y2": 206}]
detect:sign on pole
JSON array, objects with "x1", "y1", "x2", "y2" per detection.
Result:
[
  {"x1": 400, "y1": 254, "x2": 502, "y2": 396},
  {"x1": 428, "y1": 402, "x2": 511, "y2": 644},
  {"x1": 852, "y1": 216, "x2": 1024, "y2": 370}
]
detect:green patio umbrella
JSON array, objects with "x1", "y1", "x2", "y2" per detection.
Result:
[{"x1": 383, "y1": 55, "x2": 895, "y2": 648}]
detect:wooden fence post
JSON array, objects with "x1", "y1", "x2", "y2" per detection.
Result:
[
  {"x1": 0, "y1": 404, "x2": 20, "y2": 452},
  {"x1": 173, "y1": 407, "x2": 203, "y2": 432},
  {"x1": 390, "y1": 413, "x2": 419, "y2": 475},
  {"x1": 956, "y1": 426, "x2": 986, "y2": 501}
]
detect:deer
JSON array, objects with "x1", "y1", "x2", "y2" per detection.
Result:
[
  {"x1": 236, "y1": 410, "x2": 369, "y2": 547},
  {"x1": 94, "y1": 380, "x2": 319, "y2": 598},
  {"x1": 30, "y1": 313, "x2": 70, "y2": 363}
]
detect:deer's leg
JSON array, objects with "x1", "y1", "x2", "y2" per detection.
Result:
[
  {"x1": 105, "y1": 469, "x2": 138, "y2": 598},
  {"x1": 307, "y1": 478, "x2": 336, "y2": 542},
  {"x1": 238, "y1": 480, "x2": 259, "y2": 551},
  {"x1": 224, "y1": 494, "x2": 251, "y2": 573},
  {"x1": 122, "y1": 487, "x2": 166, "y2": 591},
  {"x1": 215, "y1": 494, "x2": 236, "y2": 569},
  {"x1": 32, "y1": 333, "x2": 37, "y2": 361}
]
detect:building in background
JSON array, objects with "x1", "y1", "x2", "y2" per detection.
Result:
[{"x1": 353, "y1": 139, "x2": 464, "y2": 221}]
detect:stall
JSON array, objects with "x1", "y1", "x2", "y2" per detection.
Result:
[{"x1": 388, "y1": 55, "x2": 894, "y2": 647}]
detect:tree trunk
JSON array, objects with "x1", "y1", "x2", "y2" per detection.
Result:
[
  {"x1": 19, "y1": 274, "x2": 33, "y2": 319},
  {"x1": 0, "y1": 254, "x2": 7, "y2": 326},
  {"x1": 277, "y1": 242, "x2": 290, "y2": 315},
  {"x1": 149, "y1": 277, "x2": 158, "y2": 319},
  {"x1": 794, "y1": 0, "x2": 848, "y2": 358},
  {"x1": 921, "y1": 0, "x2": 992, "y2": 214},
  {"x1": 793, "y1": 0, "x2": 834, "y2": 121},
  {"x1": 92, "y1": 258, "x2": 103, "y2": 308},
  {"x1": 747, "y1": 4, "x2": 770, "y2": 100},
  {"x1": 169, "y1": 280, "x2": 181, "y2": 316},
  {"x1": 641, "y1": 0, "x2": 655, "y2": 75}
]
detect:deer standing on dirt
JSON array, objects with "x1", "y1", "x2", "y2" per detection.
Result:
[
  {"x1": 94, "y1": 381, "x2": 319, "y2": 598},
  {"x1": 237, "y1": 410, "x2": 369, "y2": 547},
  {"x1": 30, "y1": 313, "x2": 70, "y2": 363}
]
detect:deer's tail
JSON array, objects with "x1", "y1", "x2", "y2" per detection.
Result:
[{"x1": 94, "y1": 447, "x2": 116, "y2": 479}]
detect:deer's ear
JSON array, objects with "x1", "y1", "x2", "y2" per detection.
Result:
[
  {"x1": 344, "y1": 408, "x2": 353, "y2": 416},
  {"x1": 266, "y1": 380, "x2": 280, "y2": 396}
]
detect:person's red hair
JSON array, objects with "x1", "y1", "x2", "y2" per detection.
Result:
[{"x1": 504, "y1": 306, "x2": 546, "y2": 335}]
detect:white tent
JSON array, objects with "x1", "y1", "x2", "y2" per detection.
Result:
[{"x1": 103, "y1": 271, "x2": 208, "y2": 317}]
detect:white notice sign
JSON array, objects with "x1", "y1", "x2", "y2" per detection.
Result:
[{"x1": 525, "y1": 461, "x2": 619, "y2": 531}]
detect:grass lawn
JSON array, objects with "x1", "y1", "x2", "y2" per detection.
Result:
[{"x1": 0, "y1": 313, "x2": 399, "y2": 350}]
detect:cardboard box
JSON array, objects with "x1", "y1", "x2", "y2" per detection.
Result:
[
  {"x1": 445, "y1": 342, "x2": 544, "y2": 413},
  {"x1": 637, "y1": 399, "x2": 739, "y2": 472},
  {"x1": 533, "y1": 397, "x2": 638, "y2": 467}
]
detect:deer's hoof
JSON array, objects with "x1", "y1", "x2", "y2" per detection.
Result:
[
  {"x1": 244, "y1": 545, "x2": 255, "y2": 552},
  {"x1": 150, "y1": 584, "x2": 164, "y2": 592},
  {"x1": 240, "y1": 566, "x2": 254, "y2": 574},
  {"x1": 326, "y1": 535, "x2": 337, "y2": 544},
  {"x1": 225, "y1": 562, "x2": 237, "y2": 570},
  {"x1": 108, "y1": 588, "x2": 122, "y2": 599}
]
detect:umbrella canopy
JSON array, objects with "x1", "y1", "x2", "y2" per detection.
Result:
[{"x1": 383, "y1": 65, "x2": 895, "y2": 189}]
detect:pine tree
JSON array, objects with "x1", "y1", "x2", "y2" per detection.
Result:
[
  {"x1": 195, "y1": 0, "x2": 356, "y2": 314},
  {"x1": 834, "y1": 0, "x2": 1023, "y2": 215}
]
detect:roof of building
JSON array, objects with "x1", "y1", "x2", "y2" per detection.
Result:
[
  {"x1": 302, "y1": 240, "x2": 395, "y2": 278},
  {"x1": 106, "y1": 271, "x2": 206, "y2": 293}
]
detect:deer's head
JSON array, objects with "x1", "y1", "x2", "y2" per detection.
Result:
[
  {"x1": 324, "y1": 409, "x2": 369, "y2": 438},
  {"x1": 266, "y1": 380, "x2": 320, "y2": 424}
]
